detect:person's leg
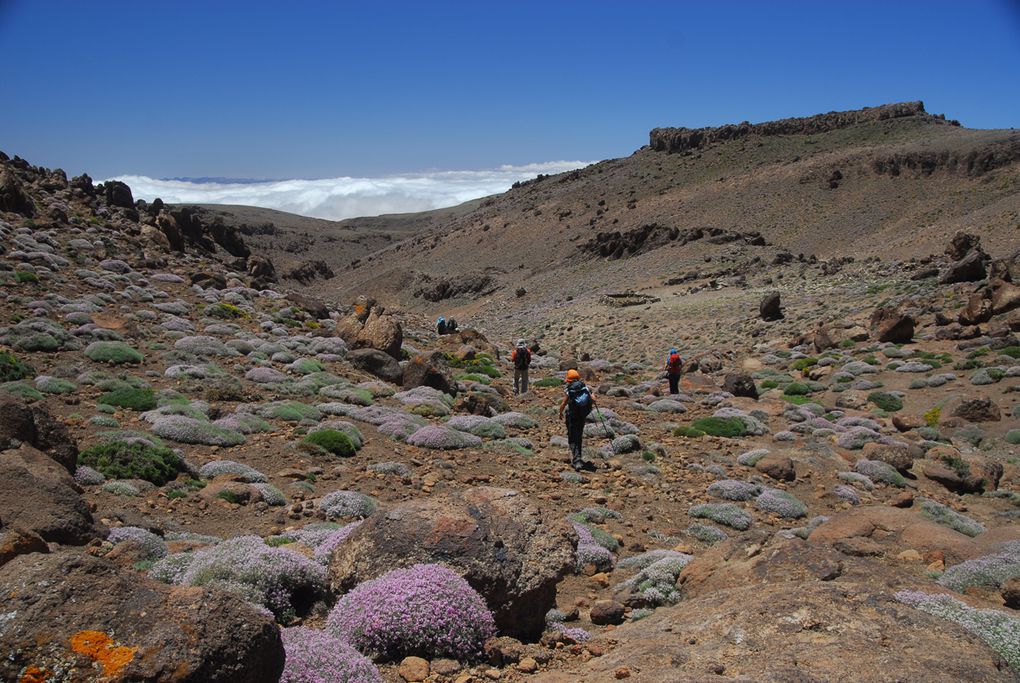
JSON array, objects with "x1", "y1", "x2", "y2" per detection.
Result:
[
  {"x1": 521, "y1": 367, "x2": 529, "y2": 394},
  {"x1": 669, "y1": 374, "x2": 679, "y2": 394},
  {"x1": 514, "y1": 368, "x2": 521, "y2": 395}
]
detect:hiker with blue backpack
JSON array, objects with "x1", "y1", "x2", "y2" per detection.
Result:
[
  {"x1": 665, "y1": 347, "x2": 683, "y2": 395},
  {"x1": 559, "y1": 369, "x2": 596, "y2": 472}
]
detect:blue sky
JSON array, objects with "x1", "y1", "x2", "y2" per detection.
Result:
[{"x1": 1, "y1": 0, "x2": 1019, "y2": 181}]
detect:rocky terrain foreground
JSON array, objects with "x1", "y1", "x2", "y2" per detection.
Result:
[{"x1": 1, "y1": 107, "x2": 1020, "y2": 683}]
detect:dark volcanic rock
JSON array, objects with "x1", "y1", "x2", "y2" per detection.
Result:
[
  {"x1": 951, "y1": 397, "x2": 1001, "y2": 423},
  {"x1": 941, "y1": 250, "x2": 989, "y2": 284},
  {"x1": 759, "y1": 292, "x2": 782, "y2": 320},
  {"x1": 329, "y1": 486, "x2": 575, "y2": 640},
  {"x1": 287, "y1": 291, "x2": 330, "y2": 320},
  {"x1": 0, "y1": 393, "x2": 78, "y2": 474},
  {"x1": 247, "y1": 255, "x2": 277, "y2": 285},
  {"x1": 103, "y1": 180, "x2": 134, "y2": 208},
  {"x1": 284, "y1": 259, "x2": 335, "y2": 285},
  {"x1": 347, "y1": 347, "x2": 403, "y2": 383},
  {"x1": 413, "y1": 271, "x2": 498, "y2": 301},
  {"x1": 722, "y1": 373, "x2": 759, "y2": 399},
  {"x1": 869, "y1": 306, "x2": 915, "y2": 343},
  {"x1": 0, "y1": 551, "x2": 284, "y2": 682},
  {"x1": 945, "y1": 231, "x2": 982, "y2": 261},
  {"x1": 403, "y1": 351, "x2": 458, "y2": 396},
  {"x1": 0, "y1": 167, "x2": 36, "y2": 216},
  {"x1": 0, "y1": 445, "x2": 100, "y2": 545}
]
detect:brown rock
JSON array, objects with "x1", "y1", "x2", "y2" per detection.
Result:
[
  {"x1": 941, "y1": 250, "x2": 989, "y2": 284},
  {"x1": 945, "y1": 231, "x2": 981, "y2": 261},
  {"x1": 951, "y1": 397, "x2": 1000, "y2": 423},
  {"x1": 754, "y1": 454, "x2": 795, "y2": 482},
  {"x1": 329, "y1": 487, "x2": 576, "y2": 639},
  {"x1": 0, "y1": 445, "x2": 100, "y2": 545},
  {"x1": 359, "y1": 308, "x2": 403, "y2": 359},
  {"x1": 892, "y1": 414, "x2": 924, "y2": 432},
  {"x1": 991, "y1": 279, "x2": 1020, "y2": 315},
  {"x1": 1002, "y1": 576, "x2": 1020, "y2": 610},
  {"x1": 347, "y1": 347, "x2": 403, "y2": 383},
  {"x1": 287, "y1": 291, "x2": 331, "y2": 320},
  {"x1": 959, "y1": 290, "x2": 993, "y2": 326},
  {"x1": 0, "y1": 527, "x2": 48, "y2": 568},
  {"x1": 722, "y1": 373, "x2": 758, "y2": 399},
  {"x1": 532, "y1": 581, "x2": 1015, "y2": 683},
  {"x1": 759, "y1": 292, "x2": 782, "y2": 320},
  {"x1": 589, "y1": 600, "x2": 626, "y2": 625},
  {"x1": 399, "y1": 656, "x2": 430, "y2": 682},
  {"x1": 0, "y1": 393, "x2": 78, "y2": 473},
  {"x1": 0, "y1": 551, "x2": 284, "y2": 682},
  {"x1": 888, "y1": 491, "x2": 915, "y2": 508},
  {"x1": 518, "y1": 657, "x2": 539, "y2": 673},
  {"x1": 869, "y1": 306, "x2": 915, "y2": 343},
  {"x1": 861, "y1": 442, "x2": 922, "y2": 472},
  {"x1": 402, "y1": 351, "x2": 458, "y2": 396}
]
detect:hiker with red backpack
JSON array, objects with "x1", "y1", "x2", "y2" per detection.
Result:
[
  {"x1": 665, "y1": 347, "x2": 683, "y2": 395},
  {"x1": 511, "y1": 339, "x2": 531, "y2": 395},
  {"x1": 559, "y1": 369, "x2": 596, "y2": 472}
]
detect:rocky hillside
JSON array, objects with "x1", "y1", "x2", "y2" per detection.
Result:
[{"x1": 2, "y1": 128, "x2": 1020, "y2": 683}]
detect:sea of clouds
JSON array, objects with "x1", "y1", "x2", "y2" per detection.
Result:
[{"x1": 102, "y1": 161, "x2": 592, "y2": 221}]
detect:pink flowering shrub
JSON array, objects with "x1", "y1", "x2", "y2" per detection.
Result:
[
  {"x1": 406, "y1": 426, "x2": 482, "y2": 450},
  {"x1": 320, "y1": 490, "x2": 377, "y2": 521},
  {"x1": 151, "y1": 535, "x2": 326, "y2": 621},
  {"x1": 107, "y1": 526, "x2": 167, "y2": 560},
  {"x1": 571, "y1": 521, "x2": 614, "y2": 572},
  {"x1": 327, "y1": 563, "x2": 495, "y2": 661},
  {"x1": 280, "y1": 627, "x2": 381, "y2": 683},
  {"x1": 377, "y1": 418, "x2": 422, "y2": 442}
]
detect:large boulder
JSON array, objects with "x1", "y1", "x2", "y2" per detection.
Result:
[
  {"x1": 0, "y1": 551, "x2": 285, "y2": 682},
  {"x1": 0, "y1": 444, "x2": 100, "y2": 545},
  {"x1": 991, "y1": 279, "x2": 1020, "y2": 315},
  {"x1": 945, "y1": 231, "x2": 981, "y2": 261},
  {"x1": 869, "y1": 306, "x2": 915, "y2": 343},
  {"x1": 813, "y1": 323, "x2": 869, "y2": 352},
  {"x1": 329, "y1": 487, "x2": 575, "y2": 640},
  {"x1": 807, "y1": 506, "x2": 980, "y2": 564},
  {"x1": 337, "y1": 305, "x2": 403, "y2": 359},
  {"x1": 103, "y1": 179, "x2": 135, "y2": 208},
  {"x1": 959, "y1": 290, "x2": 994, "y2": 325},
  {"x1": 532, "y1": 581, "x2": 1016, "y2": 683},
  {"x1": 0, "y1": 167, "x2": 35, "y2": 216},
  {"x1": 759, "y1": 292, "x2": 782, "y2": 320},
  {"x1": 941, "y1": 250, "x2": 989, "y2": 284},
  {"x1": 347, "y1": 347, "x2": 403, "y2": 383},
  {"x1": 402, "y1": 351, "x2": 457, "y2": 396},
  {"x1": 722, "y1": 373, "x2": 759, "y2": 399},
  {"x1": 287, "y1": 291, "x2": 330, "y2": 320},
  {"x1": 951, "y1": 397, "x2": 1001, "y2": 423},
  {"x1": 0, "y1": 393, "x2": 78, "y2": 473}
]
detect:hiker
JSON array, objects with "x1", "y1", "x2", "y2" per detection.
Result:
[
  {"x1": 436, "y1": 316, "x2": 446, "y2": 336},
  {"x1": 446, "y1": 317, "x2": 458, "y2": 333},
  {"x1": 665, "y1": 347, "x2": 683, "y2": 395},
  {"x1": 511, "y1": 338, "x2": 531, "y2": 395},
  {"x1": 559, "y1": 369, "x2": 595, "y2": 471}
]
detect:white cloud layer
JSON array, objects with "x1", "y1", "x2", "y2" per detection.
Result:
[{"x1": 101, "y1": 161, "x2": 593, "y2": 221}]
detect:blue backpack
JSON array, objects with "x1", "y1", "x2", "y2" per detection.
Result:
[{"x1": 566, "y1": 380, "x2": 593, "y2": 418}]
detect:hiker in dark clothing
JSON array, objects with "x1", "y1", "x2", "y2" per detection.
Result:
[
  {"x1": 436, "y1": 316, "x2": 446, "y2": 335},
  {"x1": 558, "y1": 369, "x2": 595, "y2": 471},
  {"x1": 511, "y1": 338, "x2": 531, "y2": 395},
  {"x1": 665, "y1": 347, "x2": 683, "y2": 395}
]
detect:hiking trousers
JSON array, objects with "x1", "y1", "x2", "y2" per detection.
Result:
[
  {"x1": 514, "y1": 367, "x2": 529, "y2": 394},
  {"x1": 566, "y1": 414, "x2": 585, "y2": 459},
  {"x1": 668, "y1": 373, "x2": 680, "y2": 395}
]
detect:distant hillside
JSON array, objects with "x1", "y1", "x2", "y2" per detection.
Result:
[{"x1": 316, "y1": 102, "x2": 1018, "y2": 312}]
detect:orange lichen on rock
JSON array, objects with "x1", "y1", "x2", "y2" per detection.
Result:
[
  {"x1": 69, "y1": 630, "x2": 138, "y2": 678},
  {"x1": 19, "y1": 666, "x2": 49, "y2": 683}
]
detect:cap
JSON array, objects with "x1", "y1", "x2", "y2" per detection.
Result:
[{"x1": 565, "y1": 369, "x2": 581, "y2": 381}]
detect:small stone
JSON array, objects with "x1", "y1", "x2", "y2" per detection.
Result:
[
  {"x1": 897, "y1": 549, "x2": 922, "y2": 562},
  {"x1": 586, "y1": 643, "x2": 604, "y2": 657},
  {"x1": 485, "y1": 668, "x2": 502, "y2": 680},
  {"x1": 517, "y1": 657, "x2": 538, "y2": 673},
  {"x1": 888, "y1": 491, "x2": 914, "y2": 508},
  {"x1": 590, "y1": 572, "x2": 610, "y2": 587},
  {"x1": 590, "y1": 600, "x2": 626, "y2": 625},
  {"x1": 432, "y1": 659, "x2": 461, "y2": 676},
  {"x1": 398, "y1": 655, "x2": 429, "y2": 682},
  {"x1": 614, "y1": 667, "x2": 631, "y2": 679}
]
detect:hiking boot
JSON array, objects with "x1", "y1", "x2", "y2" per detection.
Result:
[{"x1": 572, "y1": 459, "x2": 597, "y2": 473}]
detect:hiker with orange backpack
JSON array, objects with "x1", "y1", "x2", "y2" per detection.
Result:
[
  {"x1": 511, "y1": 339, "x2": 532, "y2": 395},
  {"x1": 558, "y1": 369, "x2": 596, "y2": 471},
  {"x1": 665, "y1": 347, "x2": 683, "y2": 395}
]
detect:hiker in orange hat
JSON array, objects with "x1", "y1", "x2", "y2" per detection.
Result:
[{"x1": 558, "y1": 369, "x2": 595, "y2": 471}]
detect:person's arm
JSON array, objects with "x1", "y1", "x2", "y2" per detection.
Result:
[{"x1": 558, "y1": 393, "x2": 568, "y2": 419}]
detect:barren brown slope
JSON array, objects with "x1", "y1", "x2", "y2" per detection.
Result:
[{"x1": 321, "y1": 102, "x2": 1019, "y2": 311}]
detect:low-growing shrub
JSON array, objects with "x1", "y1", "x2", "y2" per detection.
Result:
[
  {"x1": 854, "y1": 458, "x2": 907, "y2": 487},
  {"x1": 84, "y1": 341, "x2": 144, "y2": 364},
  {"x1": 326, "y1": 563, "x2": 495, "y2": 661},
  {"x1": 919, "y1": 498, "x2": 985, "y2": 537},
  {"x1": 151, "y1": 415, "x2": 245, "y2": 446},
  {"x1": 533, "y1": 377, "x2": 563, "y2": 388},
  {"x1": 108, "y1": 526, "x2": 167, "y2": 560},
  {"x1": 199, "y1": 460, "x2": 267, "y2": 482},
  {"x1": 689, "y1": 417, "x2": 748, "y2": 438},
  {"x1": 783, "y1": 382, "x2": 811, "y2": 396},
  {"x1": 302, "y1": 429, "x2": 357, "y2": 457},
  {"x1": 78, "y1": 441, "x2": 183, "y2": 486},
  {"x1": 671, "y1": 426, "x2": 705, "y2": 438},
  {"x1": 0, "y1": 350, "x2": 34, "y2": 382},
  {"x1": 280, "y1": 627, "x2": 382, "y2": 683},
  {"x1": 150, "y1": 535, "x2": 326, "y2": 621},
  {"x1": 688, "y1": 502, "x2": 752, "y2": 530},
  {"x1": 99, "y1": 387, "x2": 156, "y2": 411},
  {"x1": 613, "y1": 551, "x2": 693, "y2": 607},
  {"x1": 754, "y1": 487, "x2": 808, "y2": 519},
  {"x1": 868, "y1": 391, "x2": 903, "y2": 412},
  {"x1": 320, "y1": 490, "x2": 377, "y2": 520}
]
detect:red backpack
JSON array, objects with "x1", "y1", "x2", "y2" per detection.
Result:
[{"x1": 666, "y1": 352, "x2": 682, "y2": 374}]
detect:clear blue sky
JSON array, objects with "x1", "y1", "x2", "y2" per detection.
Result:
[{"x1": 2, "y1": 0, "x2": 1018, "y2": 179}]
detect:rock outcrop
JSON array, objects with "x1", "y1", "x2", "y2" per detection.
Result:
[
  {"x1": 329, "y1": 487, "x2": 575, "y2": 640},
  {"x1": 0, "y1": 551, "x2": 285, "y2": 682}
]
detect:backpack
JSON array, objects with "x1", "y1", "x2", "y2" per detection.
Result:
[
  {"x1": 566, "y1": 380, "x2": 593, "y2": 418},
  {"x1": 666, "y1": 352, "x2": 682, "y2": 374},
  {"x1": 514, "y1": 346, "x2": 531, "y2": 369}
]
